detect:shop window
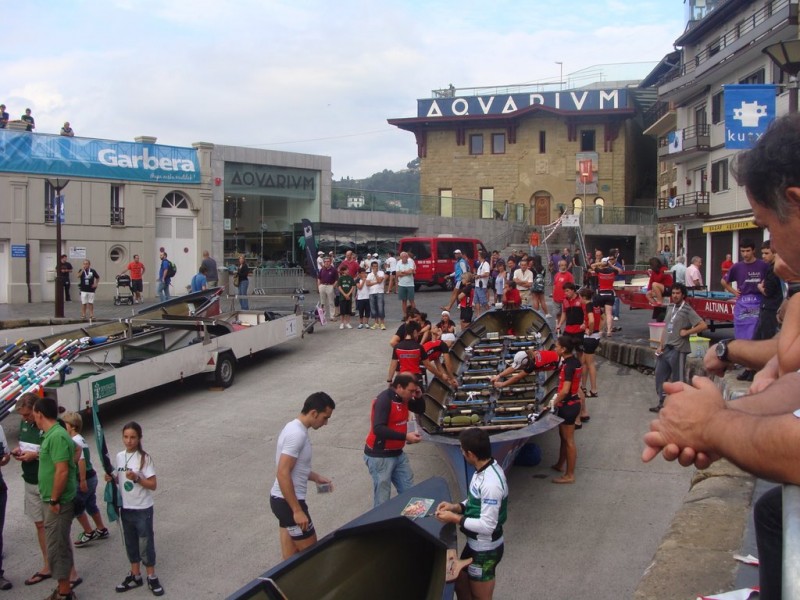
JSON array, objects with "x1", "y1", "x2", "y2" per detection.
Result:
[{"x1": 469, "y1": 134, "x2": 484, "y2": 155}]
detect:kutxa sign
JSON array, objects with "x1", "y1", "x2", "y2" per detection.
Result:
[{"x1": 418, "y1": 89, "x2": 627, "y2": 118}]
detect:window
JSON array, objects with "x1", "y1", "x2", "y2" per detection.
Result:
[
  {"x1": 708, "y1": 37, "x2": 721, "y2": 57},
  {"x1": 480, "y1": 188, "x2": 494, "y2": 219},
  {"x1": 44, "y1": 181, "x2": 58, "y2": 224},
  {"x1": 110, "y1": 185, "x2": 124, "y2": 225},
  {"x1": 711, "y1": 92, "x2": 723, "y2": 124},
  {"x1": 711, "y1": 159, "x2": 729, "y2": 192},
  {"x1": 740, "y1": 69, "x2": 765, "y2": 85},
  {"x1": 580, "y1": 130, "x2": 595, "y2": 152},
  {"x1": 401, "y1": 240, "x2": 431, "y2": 260},
  {"x1": 695, "y1": 105, "x2": 707, "y2": 126},
  {"x1": 109, "y1": 245, "x2": 126, "y2": 263},
  {"x1": 439, "y1": 189, "x2": 453, "y2": 218},
  {"x1": 572, "y1": 197, "x2": 583, "y2": 215},
  {"x1": 539, "y1": 131, "x2": 546, "y2": 154},
  {"x1": 469, "y1": 134, "x2": 484, "y2": 155},
  {"x1": 161, "y1": 191, "x2": 190, "y2": 209},
  {"x1": 491, "y1": 133, "x2": 505, "y2": 154}
]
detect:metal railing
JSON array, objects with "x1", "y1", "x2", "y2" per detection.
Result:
[
  {"x1": 580, "y1": 205, "x2": 657, "y2": 226},
  {"x1": 110, "y1": 207, "x2": 125, "y2": 225},
  {"x1": 248, "y1": 267, "x2": 307, "y2": 294},
  {"x1": 657, "y1": 191, "x2": 710, "y2": 210}
]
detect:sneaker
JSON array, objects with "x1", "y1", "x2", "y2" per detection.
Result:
[
  {"x1": 369, "y1": 324, "x2": 377, "y2": 330},
  {"x1": 380, "y1": 324, "x2": 386, "y2": 330},
  {"x1": 74, "y1": 529, "x2": 98, "y2": 547},
  {"x1": 345, "y1": 323, "x2": 353, "y2": 329},
  {"x1": 357, "y1": 324, "x2": 364, "y2": 329},
  {"x1": 339, "y1": 323, "x2": 344, "y2": 330},
  {"x1": 116, "y1": 572, "x2": 143, "y2": 592},
  {"x1": 147, "y1": 576, "x2": 164, "y2": 597},
  {"x1": 0, "y1": 576, "x2": 10, "y2": 590},
  {"x1": 613, "y1": 316, "x2": 619, "y2": 321},
  {"x1": 95, "y1": 527, "x2": 110, "y2": 539}
]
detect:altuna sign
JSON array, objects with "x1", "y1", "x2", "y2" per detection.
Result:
[{"x1": 418, "y1": 89, "x2": 627, "y2": 118}]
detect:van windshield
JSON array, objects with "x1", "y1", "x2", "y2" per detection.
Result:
[{"x1": 401, "y1": 241, "x2": 432, "y2": 260}]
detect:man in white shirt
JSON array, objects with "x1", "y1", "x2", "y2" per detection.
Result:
[
  {"x1": 474, "y1": 250, "x2": 491, "y2": 317},
  {"x1": 670, "y1": 256, "x2": 687, "y2": 290},
  {"x1": 396, "y1": 252, "x2": 416, "y2": 314},
  {"x1": 685, "y1": 256, "x2": 704, "y2": 289},
  {"x1": 513, "y1": 259, "x2": 534, "y2": 306},
  {"x1": 385, "y1": 251, "x2": 398, "y2": 294},
  {"x1": 269, "y1": 393, "x2": 335, "y2": 559}
]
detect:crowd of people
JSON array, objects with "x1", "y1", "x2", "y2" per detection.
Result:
[{"x1": 0, "y1": 393, "x2": 163, "y2": 598}]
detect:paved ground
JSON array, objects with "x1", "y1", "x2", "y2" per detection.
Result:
[{"x1": 0, "y1": 282, "x2": 719, "y2": 599}]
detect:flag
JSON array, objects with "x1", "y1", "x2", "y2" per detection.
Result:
[
  {"x1": 301, "y1": 219, "x2": 320, "y2": 278},
  {"x1": 724, "y1": 84, "x2": 776, "y2": 149},
  {"x1": 92, "y1": 394, "x2": 119, "y2": 522}
]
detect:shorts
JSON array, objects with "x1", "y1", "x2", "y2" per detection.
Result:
[
  {"x1": 552, "y1": 301, "x2": 563, "y2": 319},
  {"x1": 80, "y1": 291, "x2": 96, "y2": 304},
  {"x1": 460, "y1": 306, "x2": 473, "y2": 323},
  {"x1": 595, "y1": 291, "x2": 614, "y2": 307},
  {"x1": 582, "y1": 335, "x2": 600, "y2": 355},
  {"x1": 474, "y1": 286, "x2": 487, "y2": 306},
  {"x1": 555, "y1": 400, "x2": 581, "y2": 425},
  {"x1": 462, "y1": 543, "x2": 504, "y2": 582},
  {"x1": 398, "y1": 286, "x2": 415, "y2": 302},
  {"x1": 339, "y1": 296, "x2": 353, "y2": 316},
  {"x1": 130, "y1": 279, "x2": 143, "y2": 293},
  {"x1": 269, "y1": 495, "x2": 315, "y2": 540},
  {"x1": 24, "y1": 481, "x2": 45, "y2": 521},
  {"x1": 563, "y1": 331, "x2": 584, "y2": 352}
]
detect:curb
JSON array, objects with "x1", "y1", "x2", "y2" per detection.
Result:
[{"x1": 598, "y1": 336, "x2": 756, "y2": 599}]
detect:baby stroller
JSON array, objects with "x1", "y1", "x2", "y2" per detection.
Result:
[{"x1": 114, "y1": 275, "x2": 135, "y2": 306}]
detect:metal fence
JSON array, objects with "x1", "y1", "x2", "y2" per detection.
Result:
[{"x1": 249, "y1": 267, "x2": 308, "y2": 294}]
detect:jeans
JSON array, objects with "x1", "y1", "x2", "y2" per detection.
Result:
[
  {"x1": 369, "y1": 293, "x2": 385, "y2": 319},
  {"x1": 157, "y1": 280, "x2": 170, "y2": 302},
  {"x1": 755, "y1": 486, "x2": 782, "y2": 599},
  {"x1": 73, "y1": 472, "x2": 100, "y2": 517},
  {"x1": 363, "y1": 453, "x2": 413, "y2": 507},
  {"x1": 121, "y1": 506, "x2": 156, "y2": 567},
  {"x1": 612, "y1": 296, "x2": 620, "y2": 319},
  {"x1": 238, "y1": 279, "x2": 249, "y2": 309},
  {"x1": 654, "y1": 346, "x2": 687, "y2": 405}
]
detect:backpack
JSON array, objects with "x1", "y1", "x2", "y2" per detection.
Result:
[
  {"x1": 166, "y1": 260, "x2": 177, "y2": 278},
  {"x1": 532, "y1": 268, "x2": 545, "y2": 293}
]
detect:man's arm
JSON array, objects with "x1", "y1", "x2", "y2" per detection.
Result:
[
  {"x1": 50, "y1": 460, "x2": 69, "y2": 505},
  {"x1": 704, "y1": 338, "x2": 779, "y2": 376},
  {"x1": 643, "y1": 374, "x2": 800, "y2": 483}
]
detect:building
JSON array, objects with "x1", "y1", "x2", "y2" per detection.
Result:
[
  {"x1": 0, "y1": 129, "x2": 331, "y2": 303},
  {"x1": 388, "y1": 72, "x2": 659, "y2": 263},
  {"x1": 645, "y1": 0, "x2": 798, "y2": 287}
]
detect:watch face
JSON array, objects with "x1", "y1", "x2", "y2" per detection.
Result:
[{"x1": 716, "y1": 341, "x2": 726, "y2": 359}]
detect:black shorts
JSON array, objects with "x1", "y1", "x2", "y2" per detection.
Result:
[
  {"x1": 130, "y1": 279, "x2": 143, "y2": 293},
  {"x1": 556, "y1": 400, "x2": 581, "y2": 425},
  {"x1": 339, "y1": 296, "x2": 353, "y2": 316},
  {"x1": 595, "y1": 291, "x2": 614, "y2": 307},
  {"x1": 563, "y1": 331, "x2": 584, "y2": 351},
  {"x1": 460, "y1": 307, "x2": 473, "y2": 322},
  {"x1": 582, "y1": 336, "x2": 600, "y2": 354},
  {"x1": 269, "y1": 496, "x2": 315, "y2": 540}
]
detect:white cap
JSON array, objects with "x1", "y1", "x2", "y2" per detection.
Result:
[
  {"x1": 441, "y1": 310, "x2": 450, "y2": 317},
  {"x1": 454, "y1": 249, "x2": 462, "y2": 254},
  {"x1": 601, "y1": 257, "x2": 609, "y2": 264},
  {"x1": 373, "y1": 253, "x2": 379, "y2": 257},
  {"x1": 511, "y1": 350, "x2": 530, "y2": 369},
  {"x1": 441, "y1": 333, "x2": 457, "y2": 343},
  {"x1": 317, "y1": 251, "x2": 324, "y2": 255}
]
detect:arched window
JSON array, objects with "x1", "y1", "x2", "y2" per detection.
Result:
[
  {"x1": 594, "y1": 197, "x2": 604, "y2": 207},
  {"x1": 161, "y1": 191, "x2": 191, "y2": 209},
  {"x1": 572, "y1": 197, "x2": 583, "y2": 215}
]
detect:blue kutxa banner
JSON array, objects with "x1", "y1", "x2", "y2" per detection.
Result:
[
  {"x1": 724, "y1": 84, "x2": 777, "y2": 149},
  {"x1": 0, "y1": 130, "x2": 200, "y2": 183}
]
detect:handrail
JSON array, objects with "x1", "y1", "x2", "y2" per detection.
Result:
[{"x1": 783, "y1": 483, "x2": 800, "y2": 598}]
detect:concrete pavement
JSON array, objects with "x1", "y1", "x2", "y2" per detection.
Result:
[{"x1": 0, "y1": 283, "x2": 756, "y2": 599}]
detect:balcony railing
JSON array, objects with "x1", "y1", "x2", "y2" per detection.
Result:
[
  {"x1": 658, "y1": 124, "x2": 711, "y2": 160},
  {"x1": 44, "y1": 203, "x2": 56, "y2": 224},
  {"x1": 657, "y1": 191, "x2": 710, "y2": 219},
  {"x1": 580, "y1": 205, "x2": 656, "y2": 226},
  {"x1": 111, "y1": 207, "x2": 125, "y2": 226}
]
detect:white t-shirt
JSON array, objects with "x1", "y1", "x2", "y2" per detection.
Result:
[
  {"x1": 356, "y1": 276, "x2": 371, "y2": 301},
  {"x1": 386, "y1": 256, "x2": 397, "y2": 273},
  {"x1": 476, "y1": 260, "x2": 491, "y2": 288},
  {"x1": 514, "y1": 268, "x2": 533, "y2": 290},
  {"x1": 367, "y1": 271, "x2": 386, "y2": 295},
  {"x1": 270, "y1": 419, "x2": 312, "y2": 501},
  {"x1": 0, "y1": 425, "x2": 7, "y2": 456},
  {"x1": 316, "y1": 256, "x2": 324, "y2": 271},
  {"x1": 115, "y1": 450, "x2": 156, "y2": 509},
  {"x1": 397, "y1": 259, "x2": 416, "y2": 287}
]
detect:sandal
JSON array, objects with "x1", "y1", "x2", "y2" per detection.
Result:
[
  {"x1": 586, "y1": 390, "x2": 599, "y2": 398},
  {"x1": 24, "y1": 571, "x2": 52, "y2": 585},
  {"x1": 71, "y1": 577, "x2": 83, "y2": 589},
  {"x1": 580, "y1": 415, "x2": 591, "y2": 422}
]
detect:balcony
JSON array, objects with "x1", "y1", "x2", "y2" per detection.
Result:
[
  {"x1": 111, "y1": 207, "x2": 125, "y2": 226},
  {"x1": 657, "y1": 124, "x2": 711, "y2": 162},
  {"x1": 643, "y1": 101, "x2": 677, "y2": 137},
  {"x1": 657, "y1": 191, "x2": 710, "y2": 221}
]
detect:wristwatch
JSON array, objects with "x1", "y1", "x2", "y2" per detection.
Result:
[
  {"x1": 49, "y1": 499, "x2": 60, "y2": 506},
  {"x1": 716, "y1": 339, "x2": 732, "y2": 362}
]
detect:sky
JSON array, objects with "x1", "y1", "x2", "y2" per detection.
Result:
[{"x1": 1, "y1": 0, "x2": 684, "y2": 180}]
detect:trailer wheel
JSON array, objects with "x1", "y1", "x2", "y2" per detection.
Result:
[{"x1": 214, "y1": 353, "x2": 236, "y2": 388}]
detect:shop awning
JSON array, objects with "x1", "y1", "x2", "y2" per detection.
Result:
[{"x1": 702, "y1": 217, "x2": 757, "y2": 234}]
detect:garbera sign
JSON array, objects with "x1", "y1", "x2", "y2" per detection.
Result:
[{"x1": 0, "y1": 130, "x2": 201, "y2": 184}]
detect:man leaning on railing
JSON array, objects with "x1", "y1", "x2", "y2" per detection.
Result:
[{"x1": 641, "y1": 113, "x2": 800, "y2": 600}]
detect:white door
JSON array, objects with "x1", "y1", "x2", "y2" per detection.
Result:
[
  {"x1": 156, "y1": 214, "x2": 197, "y2": 294},
  {"x1": 40, "y1": 242, "x2": 58, "y2": 302},
  {"x1": 0, "y1": 241, "x2": 7, "y2": 304}
]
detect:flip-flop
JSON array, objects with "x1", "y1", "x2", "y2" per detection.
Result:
[
  {"x1": 586, "y1": 391, "x2": 599, "y2": 398},
  {"x1": 71, "y1": 577, "x2": 83, "y2": 590},
  {"x1": 24, "y1": 571, "x2": 52, "y2": 585}
]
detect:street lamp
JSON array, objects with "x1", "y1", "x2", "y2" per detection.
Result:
[
  {"x1": 555, "y1": 61, "x2": 564, "y2": 90},
  {"x1": 46, "y1": 177, "x2": 69, "y2": 318},
  {"x1": 763, "y1": 39, "x2": 800, "y2": 113}
]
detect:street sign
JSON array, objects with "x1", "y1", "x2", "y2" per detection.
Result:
[{"x1": 11, "y1": 245, "x2": 27, "y2": 258}]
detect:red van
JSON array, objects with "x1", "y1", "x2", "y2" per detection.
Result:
[{"x1": 398, "y1": 236, "x2": 488, "y2": 290}]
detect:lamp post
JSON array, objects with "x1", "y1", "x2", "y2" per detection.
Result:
[
  {"x1": 555, "y1": 61, "x2": 564, "y2": 90},
  {"x1": 763, "y1": 39, "x2": 800, "y2": 113},
  {"x1": 46, "y1": 178, "x2": 69, "y2": 318}
]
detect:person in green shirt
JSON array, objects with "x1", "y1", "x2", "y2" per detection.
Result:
[
  {"x1": 336, "y1": 265, "x2": 355, "y2": 330},
  {"x1": 34, "y1": 396, "x2": 77, "y2": 600}
]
